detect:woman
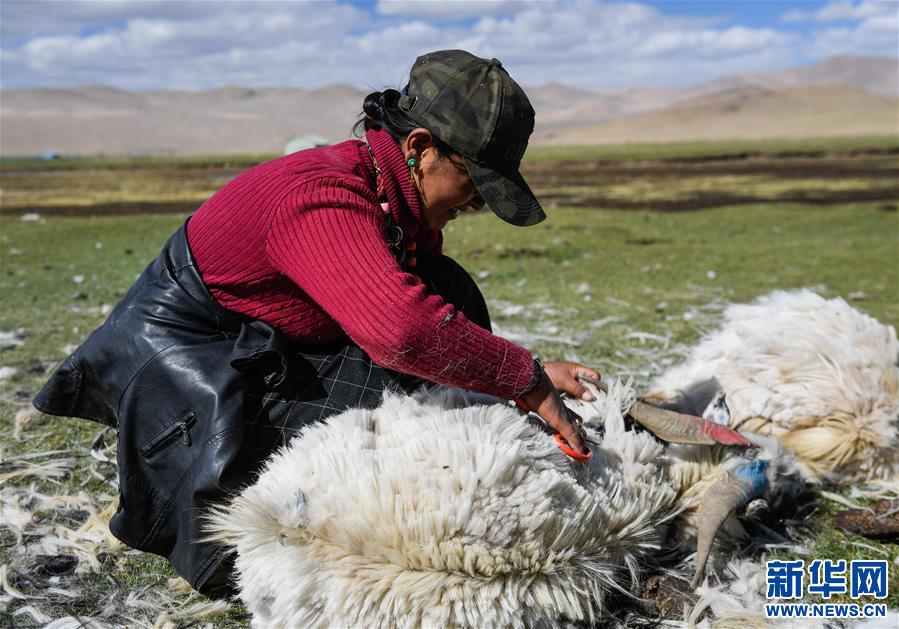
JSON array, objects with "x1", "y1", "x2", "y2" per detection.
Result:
[{"x1": 34, "y1": 50, "x2": 598, "y2": 596}]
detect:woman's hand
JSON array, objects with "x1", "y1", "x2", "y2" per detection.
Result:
[
  {"x1": 520, "y1": 369, "x2": 591, "y2": 456},
  {"x1": 544, "y1": 361, "x2": 601, "y2": 402}
]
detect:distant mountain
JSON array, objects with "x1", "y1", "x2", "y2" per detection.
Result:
[
  {"x1": 539, "y1": 85, "x2": 898, "y2": 145},
  {"x1": 692, "y1": 55, "x2": 898, "y2": 97},
  {"x1": 532, "y1": 55, "x2": 898, "y2": 137},
  {"x1": 1, "y1": 84, "x2": 368, "y2": 155},
  {"x1": 1, "y1": 56, "x2": 895, "y2": 155}
]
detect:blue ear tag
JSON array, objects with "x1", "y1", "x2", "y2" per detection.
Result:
[{"x1": 732, "y1": 460, "x2": 769, "y2": 500}]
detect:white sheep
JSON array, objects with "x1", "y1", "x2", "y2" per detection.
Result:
[
  {"x1": 645, "y1": 289, "x2": 899, "y2": 484},
  {"x1": 204, "y1": 288, "x2": 896, "y2": 626},
  {"x1": 205, "y1": 382, "x2": 802, "y2": 627}
]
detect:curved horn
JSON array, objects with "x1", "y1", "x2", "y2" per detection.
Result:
[
  {"x1": 629, "y1": 401, "x2": 752, "y2": 446},
  {"x1": 691, "y1": 460, "x2": 769, "y2": 588},
  {"x1": 579, "y1": 376, "x2": 752, "y2": 447}
]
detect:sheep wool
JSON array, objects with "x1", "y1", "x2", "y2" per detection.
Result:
[
  {"x1": 206, "y1": 380, "x2": 804, "y2": 627},
  {"x1": 647, "y1": 290, "x2": 899, "y2": 483},
  {"x1": 206, "y1": 385, "x2": 682, "y2": 628}
]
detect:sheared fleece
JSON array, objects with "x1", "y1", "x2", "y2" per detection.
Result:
[{"x1": 187, "y1": 128, "x2": 534, "y2": 399}]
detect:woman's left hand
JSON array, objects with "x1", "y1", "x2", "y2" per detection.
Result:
[{"x1": 543, "y1": 361, "x2": 601, "y2": 402}]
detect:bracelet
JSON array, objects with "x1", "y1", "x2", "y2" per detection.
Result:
[{"x1": 521, "y1": 358, "x2": 546, "y2": 396}]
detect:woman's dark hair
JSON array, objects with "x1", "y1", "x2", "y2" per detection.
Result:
[{"x1": 353, "y1": 88, "x2": 454, "y2": 158}]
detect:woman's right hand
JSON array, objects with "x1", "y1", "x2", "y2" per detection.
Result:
[{"x1": 520, "y1": 372, "x2": 589, "y2": 456}]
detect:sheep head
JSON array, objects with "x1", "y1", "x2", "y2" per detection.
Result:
[{"x1": 574, "y1": 379, "x2": 805, "y2": 589}]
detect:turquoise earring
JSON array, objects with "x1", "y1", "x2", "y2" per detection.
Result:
[{"x1": 407, "y1": 157, "x2": 417, "y2": 168}]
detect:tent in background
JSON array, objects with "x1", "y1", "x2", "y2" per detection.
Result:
[{"x1": 283, "y1": 133, "x2": 329, "y2": 155}]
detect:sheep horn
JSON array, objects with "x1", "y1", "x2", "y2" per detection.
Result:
[
  {"x1": 691, "y1": 460, "x2": 769, "y2": 588},
  {"x1": 580, "y1": 376, "x2": 752, "y2": 447}
]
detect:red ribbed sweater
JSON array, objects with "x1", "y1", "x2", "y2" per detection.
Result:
[{"x1": 187, "y1": 129, "x2": 535, "y2": 399}]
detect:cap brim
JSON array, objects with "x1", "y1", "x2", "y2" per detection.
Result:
[{"x1": 462, "y1": 157, "x2": 546, "y2": 227}]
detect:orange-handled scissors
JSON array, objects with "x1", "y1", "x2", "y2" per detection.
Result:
[{"x1": 515, "y1": 399, "x2": 594, "y2": 463}]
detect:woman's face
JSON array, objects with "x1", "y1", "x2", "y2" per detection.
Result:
[{"x1": 403, "y1": 129, "x2": 486, "y2": 230}]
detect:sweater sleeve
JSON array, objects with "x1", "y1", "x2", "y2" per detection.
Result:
[{"x1": 265, "y1": 176, "x2": 535, "y2": 399}]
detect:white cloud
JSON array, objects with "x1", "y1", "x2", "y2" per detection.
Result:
[
  {"x1": 780, "y1": 9, "x2": 812, "y2": 23},
  {"x1": 3, "y1": 2, "x2": 374, "y2": 89},
  {"x1": 1, "y1": 1, "x2": 222, "y2": 42},
  {"x1": 637, "y1": 27, "x2": 793, "y2": 58},
  {"x1": 375, "y1": 0, "x2": 525, "y2": 20},
  {"x1": 1, "y1": 0, "x2": 895, "y2": 91},
  {"x1": 814, "y1": 0, "x2": 894, "y2": 22},
  {"x1": 780, "y1": 0, "x2": 897, "y2": 23},
  {"x1": 804, "y1": 1, "x2": 898, "y2": 57}
]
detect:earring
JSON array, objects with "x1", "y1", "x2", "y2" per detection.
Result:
[{"x1": 408, "y1": 157, "x2": 422, "y2": 194}]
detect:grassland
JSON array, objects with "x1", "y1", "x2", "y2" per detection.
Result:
[
  {"x1": 1, "y1": 137, "x2": 897, "y2": 625},
  {"x1": 2, "y1": 135, "x2": 897, "y2": 216}
]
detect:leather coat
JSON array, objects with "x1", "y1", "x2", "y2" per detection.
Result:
[{"x1": 33, "y1": 221, "x2": 294, "y2": 596}]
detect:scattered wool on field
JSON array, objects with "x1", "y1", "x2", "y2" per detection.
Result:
[
  {"x1": 689, "y1": 558, "x2": 828, "y2": 629},
  {"x1": 13, "y1": 404, "x2": 40, "y2": 439},
  {"x1": 0, "y1": 453, "x2": 74, "y2": 484},
  {"x1": 12, "y1": 604, "x2": 53, "y2": 624},
  {"x1": 1, "y1": 564, "x2": 29, "y2": 600},
  {"x1": 0, "y1": 329, "x2": 25, "y2": 349},
  {"x1": 590, "y1": 315, "x2": 623, "y2": 328},
  {"x1": 492, "y1": 322, "x2": 582, "y2": 347},
  {"x1": 43, "y1": 618, "x2": 108, "y2": 629}
]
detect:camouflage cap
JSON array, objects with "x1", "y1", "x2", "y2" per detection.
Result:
[{"x1": 397, "y1": 50, "x2": 545, "y2": 227}]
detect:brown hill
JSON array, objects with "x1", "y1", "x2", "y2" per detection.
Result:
[
  {"x1": 538, "y1": 85, "x2": 899, "y2": 145},
  {"x1": 532, "y1": 55, "x2": 898, "y2": 138},
  {"x1": 0, "y1": 85, "x2": 367, "y2": 155},
  {"x1": 1, "y1": 56, "x2": 895, "y2": 155},
  {"x1": 693, "y1": 55, "x2": 898, "y2": 97}
]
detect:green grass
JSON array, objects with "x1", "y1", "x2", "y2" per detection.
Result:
[{"x1": 1, "y1": 141, "x2": 897, "y2": 622}]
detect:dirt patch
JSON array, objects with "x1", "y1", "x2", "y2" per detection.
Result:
[
  {"x1": 626, "y1": 237, "x2": 673, "y2": 246},
  {"x1": 641, "y1": 573, "x2": 699, "y2": 620},
  {"x1": 496, "y1": 246, "x2": 551, "y2": 259},
  {"x1": 523, "y1": 151, "x2": 899, "y2": 211},
  {"x1": 545, "y1": 187, "x2": 899, "y2": 212},
  {"x1": 2, "y1": 149, "x2": 896, "y2": 215},
  {"x1": 833, "y1": 499, "x2": 899, "y2": 541},
  {"x1": 522, "y1": 151, "x2": 899, "y2": 182}
]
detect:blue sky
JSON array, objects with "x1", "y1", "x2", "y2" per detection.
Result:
[{"x1": 1, "y1": 1, "x2": 896, "y2": 91}]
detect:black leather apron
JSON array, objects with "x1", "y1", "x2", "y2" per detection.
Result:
[{"x1": 33, "y1": 219, "x2": 490, "y2": 596}]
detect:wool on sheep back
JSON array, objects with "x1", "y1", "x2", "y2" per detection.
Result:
[
  {"x1": 205, "y1": 386, "x2": 683, "y2": 628},
  {"x1": 646, "y1": 290, "x2": 899, "y2": 484}
]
